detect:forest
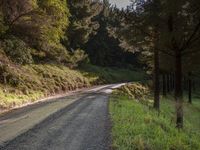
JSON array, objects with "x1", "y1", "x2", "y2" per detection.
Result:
[
  {"x1": 0, "y1": 0, "x2": 200, "y2": 149},
  {"x1": 0, "y1": 0, "x2": 141, "y2": 109}
]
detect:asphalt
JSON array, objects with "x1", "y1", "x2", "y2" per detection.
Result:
[{"x1": 0, "y1": 84, "x2": 124, "y2": 150}]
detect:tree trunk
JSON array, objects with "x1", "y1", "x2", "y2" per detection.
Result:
[
  {"x1": 153, "y1": 48, "x2": 160, "y2": 110},
  {"x1": 183, "y1": 76, "x2": 188, "y2": 91},
  {"x1": 167, "y1": 74, "x2": 170, "y2": 93},
  {"x1": 175, "y1": 51, "x2": 183, "y2": 128},
  {"x1": 162, "y1": 74, "x2": 167, "y2": 96},
  {"x1": 188, "y1": 72, "x2": 192, "y2": 104},
  {"x1": 172, "y1": 73, "x2": 175, "y2": 91},
  {"x1": 192, "y1": 81, "x2": 196, "y2": 92}
]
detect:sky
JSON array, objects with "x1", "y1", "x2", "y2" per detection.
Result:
[{"x1": 109, "y1": 0, "x2": 131, "y2": 8}]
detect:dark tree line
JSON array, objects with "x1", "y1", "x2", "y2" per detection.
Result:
[
  {"x1": 110, "y1": 0, "x2": 200, "y2": 128},
  {"x1": 1, "y1": 0, "x2": 199, "y2": 129},
  {"x1": 0, "y1": 0, "x2": 138, "y2": 68}
]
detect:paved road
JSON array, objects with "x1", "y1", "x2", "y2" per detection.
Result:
[{"x1": 0, "y1": 84, "x2": 124, "y2": 150}]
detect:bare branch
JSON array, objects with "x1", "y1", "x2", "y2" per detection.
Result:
[
  {"x1": 181, "y1": 20, "x2": 200, "y2": 51},
  {"x1": 8, "y1": 9, "x2": 37, "y2": 28},
  {"x1": 182, "y1": 49, "x2": 200, "y2": 56},
  {"x1": 158, "y1": 49, "x2": 175, "y2": 57}
]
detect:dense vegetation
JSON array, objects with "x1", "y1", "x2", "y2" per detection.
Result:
[
  {"x1": 0, "y1": 0, "x2": 200, "y2": 148},
  {"x1": 0, "y1": 0, "x2": 140, "y2": 110},
  {"x1": 109, "y1": 0, "x2": 200, "y2": 129}
]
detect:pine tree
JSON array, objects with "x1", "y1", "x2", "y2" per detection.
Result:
[
  {"x1": 65, "y1": 0, "x2": 102, "y2": 50},
  {"x1": 0, "y1": 0, "x2": 70, "y2": 63}
]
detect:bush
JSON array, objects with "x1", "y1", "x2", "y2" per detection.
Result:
[
  {"x1": 0, "y1": 63, "x2": 22, "y2": 87},
  {"x1": 3, "y1": 36, "x2": 33, "y2": 65},
  {"x1": 114, "y1": 83, "x2": 150, "y2": 100},
  {"x1": 66, "y1": 49, "x2": 88, "y2": 68},
  {"x1": 40, "y1": 43, "x2": 69, "y2": 63}
]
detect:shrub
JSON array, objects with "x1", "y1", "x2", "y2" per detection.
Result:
[
  {"x1": 40, "y1": 43, "x2": 69, "y2": 63},
  {"x1": 114, "y1": 83, "x2": 150, "y2": 100},
  {"x1": 67, "y1": 49, "x2": 88, "y2": 68},
  {"x1": 3, "y1": 36, "x2": 33, "y2": 65}
]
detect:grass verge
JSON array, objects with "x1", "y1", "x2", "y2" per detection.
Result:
[{"x1": 110, "y1": 87, "x2": 200, "y2": 150}]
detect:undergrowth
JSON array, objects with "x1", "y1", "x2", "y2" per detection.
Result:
[{"x1": 0, "y1": 58, "x2": 143, "y2": 109}]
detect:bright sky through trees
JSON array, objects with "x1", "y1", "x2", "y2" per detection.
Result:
[{"x1": 109, "y1": 0, "x2": 130, "y2": 8}]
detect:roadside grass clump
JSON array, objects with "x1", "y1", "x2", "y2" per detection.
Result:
[
  {"x1": 110, "y1": 87, "x2": 200, "y2": 150},
  {"x1": 113, "y1": 83, "x2": 150, "y2": 101},
  {"x1": 0, "y1": 86, "x2": 43, "y2": 109}
]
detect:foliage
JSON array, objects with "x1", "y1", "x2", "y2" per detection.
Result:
[
  {"x1": 111, "y1": 0, "x2": 200, "y2": 127},
  {"x1": 113, "y1": 83, "x2": 150, "y2": 100},
  {"x1": 3, "y1": 36, "x2": 33, "y2": 64},
  {"x1": 65, "y1": 0, "x2": 102, "y2": 50},
  {"x1": 0, "y1": 60, "x2": 140, "y2": 109},
  {"x1": 0, "y1": 0, "x2": 70, "y2": 63},
  {"x1": 85, "y1": 1, "x2": 138, "y2": 67},
  {"x1": 80, "y1": 64, "x2": 146, "y2": 84},
  {"x1": 0, "y1": 11, "x2": 7, "y2": 36},
  {"x1": 37, "y1": 0, "x2": 70, "y2": 44},
  {"x1": 66, "y1": 49, "x2": 88, "y2": 68}
]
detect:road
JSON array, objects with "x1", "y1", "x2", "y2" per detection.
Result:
[{"x1": 0, "y1": 84, "x2": 124, "y2": 150}]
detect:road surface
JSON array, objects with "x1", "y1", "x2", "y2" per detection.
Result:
[{"x1": 0, "y1": 84, "x2": 124, "y2": 150}]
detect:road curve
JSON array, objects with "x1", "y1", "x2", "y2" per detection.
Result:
[{"x1": 0, "y1": 84, "x2": 124, "y2": 150}]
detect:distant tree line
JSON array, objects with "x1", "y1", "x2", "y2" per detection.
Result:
[{"x1": 0, "y1": 0, "x2": 138, "y2": 68}]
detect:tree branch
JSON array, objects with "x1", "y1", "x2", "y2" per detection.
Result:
[
  {"x1": 158, "y1": 49, "x2": 175, "y2": 57},
  {"x1": 182, "y1": 49, "x2": 200, "y2": 56},
  {"x1": 181, "y1": 20, "x2": 200, "y2": 51},
  {"x1": 8, "y1": 9, "x2": 37, "y2": 28}
]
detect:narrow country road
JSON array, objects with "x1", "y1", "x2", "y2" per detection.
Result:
[{"x1": 0, "y1": 84, "x2": 124, "y2": 150}]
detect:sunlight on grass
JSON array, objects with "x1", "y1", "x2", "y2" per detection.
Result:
[
  {"x1": 110, "y1": 95, "x2": 200, "y2": 150},
  {"x1": 0, "y1": 64, "x2": 142, "y2": 109}
]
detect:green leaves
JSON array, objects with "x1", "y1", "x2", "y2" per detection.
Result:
[
  {"x1": 38, "y1": 0, "x2": 70, "y2": 44},
  {"x1": 0, "y1": 11, "x2": 7, "y2": 37},
  {"x1": 3, "y1": 36, "x2": 33, "y2": 65},
  {"x1": 66, "y1": 0, "x2": 102, "y2": 49}
]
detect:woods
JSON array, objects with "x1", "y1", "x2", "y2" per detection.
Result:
[
  {"x1": 110, "y1": 0, "x2": 200, "y2": 129},
  {"x1": 0, "y1": 0, "x2": 199, "y2": 129},
  {"x1": 0, "y1": 0, "x2": 200, "y2": 149}
]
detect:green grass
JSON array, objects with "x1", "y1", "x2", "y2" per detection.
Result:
[{"x1": 110, "y1": 94, "x2": 200, "y2": 150}]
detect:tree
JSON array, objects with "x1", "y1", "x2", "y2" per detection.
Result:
[
  {"x1": 112, "y1": 0, "x2": 200, "y2": 128},
  {"x1": 111, "y1": 0, "x2": 163, "y2": 110},
  {"x1": 160, "y1": 0, "x2": 200, "y2": 128},
  {"x1": 0, "y1": 0, "x2": 70, "y2": 63},
  {"x1": 0, "y1": 10, "x2": 7, "y2": 37},
  {"x1": 65, "y1": 0, "x2": 102, "y2": 50}
]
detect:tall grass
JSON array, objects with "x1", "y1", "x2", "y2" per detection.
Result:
[{"x1": 110, "y1": 94, "x2": 200, "y2": 150}]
